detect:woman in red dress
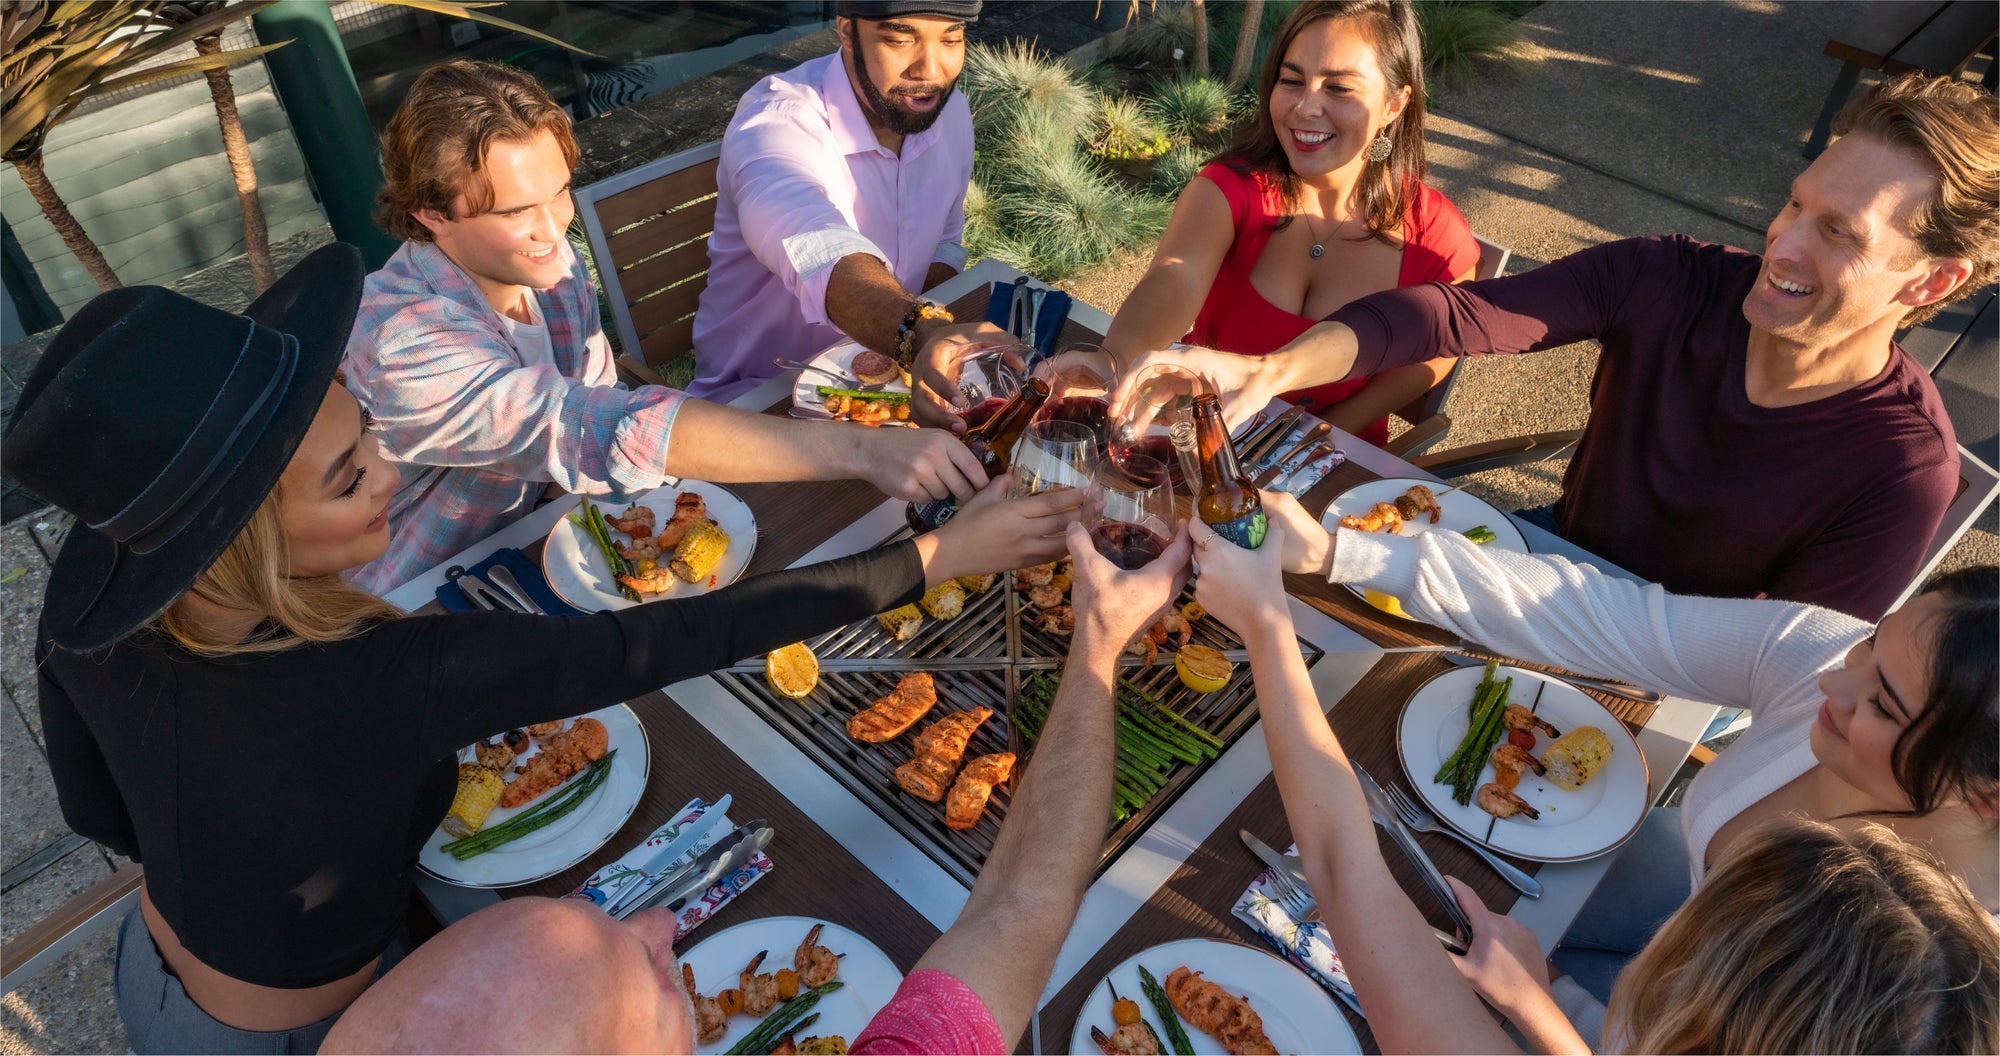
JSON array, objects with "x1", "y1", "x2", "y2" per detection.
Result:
[{"x1": 1103, "y1": 0, "x2": 1478, "y2": 449}]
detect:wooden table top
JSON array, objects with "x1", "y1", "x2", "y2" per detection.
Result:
[{"x1": 471, "y1": 290, "x2": 1661, "y2": 1051}]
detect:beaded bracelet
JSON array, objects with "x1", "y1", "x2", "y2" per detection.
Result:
[{"x1": 896, "y1": 299, "x2": 953, "y2": 368}]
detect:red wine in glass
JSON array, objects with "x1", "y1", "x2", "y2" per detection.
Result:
[
  {"x1": 1039, "y1": 395, "x2": 1110, "y2": 455},
  {"x1": 1110, "y1": 435, "x2": 1183, "y2": 486},
  {"x1": 1089, "y1": 521, "x2": 1168, "y2": 570},
  {"x1": 962, "y1": 396, "x2": 1007, "y2": 431}
]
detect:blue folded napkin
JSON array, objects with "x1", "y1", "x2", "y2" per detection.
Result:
[
  {"x1": 434, "y1": 547, "x2": 589, "y2": 616},
  {"x1": 983, "y1": 279, "x2": 1073, "y2": 359}
]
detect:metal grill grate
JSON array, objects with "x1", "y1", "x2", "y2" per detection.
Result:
[{"x1": 711, "y1": 533, "x2": 1322, "y2": 887}]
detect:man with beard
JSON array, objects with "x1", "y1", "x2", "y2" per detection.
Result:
[{"x1": 689, "y1": 0, "x2": 1002, "y2": 403}]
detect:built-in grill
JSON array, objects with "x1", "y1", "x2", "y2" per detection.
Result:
[{"x1": 712, "y1": 531, "x2": 1323, "y2": 888}]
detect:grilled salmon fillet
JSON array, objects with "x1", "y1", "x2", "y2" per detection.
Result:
[
  {"x1": 1164, "y1": 967, "x2": 1276, "y2": 1055},
  {"x1": 893, "y1": 706, "x2": 991, "y2": 802},
  {"x1": 501, "y1": 718, "x2": 609, "y2": 808},
  {"x1": 655, "y1": 492, "x2": 708, "y2": 549},
  {"x1": 846, "y1": 672, "x2": 938, "y2": 742},
  {"x1": 944, "y1": 752, "x2": 1014, "y2": 829}
]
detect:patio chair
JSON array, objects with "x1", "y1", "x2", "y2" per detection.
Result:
[
  {"x1": 1, "y1": 864, "x2": 140, "y2": 995},
  {"x1": 575, "y1": 140, "x2": 723, "y2": 388},
  {"x1": 1381, "y1": 234, "x2": 1512, "y2": 458}
]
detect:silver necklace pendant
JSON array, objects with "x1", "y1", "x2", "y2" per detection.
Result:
[{"x1": 1309, "y1": 243, "x2": 1324, "y2": 259}]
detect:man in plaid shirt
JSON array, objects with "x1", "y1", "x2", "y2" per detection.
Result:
[{"x1": 343, "y1": 60, "x2": 989, "y2": 594}]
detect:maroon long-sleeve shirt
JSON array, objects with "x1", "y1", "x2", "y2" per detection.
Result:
[{"x1": 1332, "y1": 235, "x2": 1957, "y2": 622}]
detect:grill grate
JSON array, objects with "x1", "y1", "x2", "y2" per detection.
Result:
[{"x1": 711, "y1": 534, "x2": 1322, "y2": 887}]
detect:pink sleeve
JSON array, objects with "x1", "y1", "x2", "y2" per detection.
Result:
[{"x1": 851, "y1": 969, "x2": 1006, "y2": 1055}]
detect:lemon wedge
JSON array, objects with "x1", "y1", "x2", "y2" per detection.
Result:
[
  {"x1": 765, "y1": 642, "x2": 819, "y2": 699},
  {"x1": 1363, "y1": 589, "x2": 1410, "y2": 619},
  {"x1": 1175, "y1": 644, "x2": 1234, "y2": 694}
]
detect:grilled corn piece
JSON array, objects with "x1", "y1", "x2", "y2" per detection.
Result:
[
  {"x1": 443, "y1": 763, "x2": 505, "y2": 837},
  {"x1": 919, "y1": 581, "x2": 965, "y2": 620},
  {"x1": 1541, "y1": 725, "x2": 1613, "y2": 790},
  {"x1": 797, "y1": 1036, "x2": 848, "y2": 1055},
  {"x1": 876, "y1": 603, "x2": 923, "y2": 641},
  {"x1": 955, "y1": 572, "x2": 998, "y2": 594},
  {"x1": 668, "y1": 519, "x2": 729, "y2": 582}
]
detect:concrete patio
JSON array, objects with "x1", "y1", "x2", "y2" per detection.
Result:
[{"x1": 2, "y1": 3, "x2": 1991, "y2": 1051}]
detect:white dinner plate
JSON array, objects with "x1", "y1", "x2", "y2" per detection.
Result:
[
  {"x1": 419, "y1": 703, "x2": 650, "y2": 888},
  {"x1": 542, "y1": 481, "x2": 757, "y2": 611},
  {"x1": 790, "y1": 338, "x2": 911, "y2": 420},
  {"x1": 680, "y1": 916, "x2": 903, "y2": 1055},
  {"x1": 1319, "y1": 477, "x2": 1530, "y2": 620},
  {"x1": 1396, "y1": 665, "x2": 1649, "y2": 863},
  {"x1": 1069, "y1": 937, "x2": 1358, "y2": 1056}
]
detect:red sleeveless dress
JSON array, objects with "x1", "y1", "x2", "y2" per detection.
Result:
[{"x1": 1187, "y1": 161, "x2": 1478, "y2": 448}]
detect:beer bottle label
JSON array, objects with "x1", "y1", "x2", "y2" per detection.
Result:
[
  {"x1": 908, "y1": 497, "x2": 960, "y2": 532},
  {"x1": 1209, "y1": 510, "x2": 1267, "y2": 549}
]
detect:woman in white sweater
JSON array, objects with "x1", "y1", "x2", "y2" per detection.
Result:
[{"x1": 1262, "y1": 492, "x2": 1997, "y2": 1030}]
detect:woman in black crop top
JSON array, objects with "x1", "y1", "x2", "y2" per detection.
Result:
[{"x1": 7, "y1": 246, "x2": 1070, "y2": 1052}]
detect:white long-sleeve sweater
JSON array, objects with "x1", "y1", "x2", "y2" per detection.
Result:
[{"x1": 1330, "y1": 528, "x2": 1869, "y2": 888}]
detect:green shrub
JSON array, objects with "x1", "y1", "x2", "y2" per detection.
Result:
[
  {"x1": 1416, "y1": 1, "x2": 1524, "y2": 93},
  {"x1": 1145, "y1": 74, "x2": 1237, "y2": 148},
  {"x1": 1092, "y1": 96, "x2": 1171, "y2": 162},
  {"x1": 1114, "y1": 1, "x2": 1194, "y2": 68},
  {"x1": 1150, "y1": 144, "x2": 1210, "y2": 197},
  {"x1": 962, "y1": 39, "x2": 1098, "y2": 138}
]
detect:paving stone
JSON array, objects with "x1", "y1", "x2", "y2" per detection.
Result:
[
  {"x1": 0, "y1": 704, "x2": 66, "y2": 875},
  {"x1": 0, "y1": 520, "x2": 52, "y2": 716},
  {"x1": 0, "y1": 842, "x2": 108, "y2": 946},
  {"x1": 0, "y1": 923, "x2": 125, "y2": 1056}
]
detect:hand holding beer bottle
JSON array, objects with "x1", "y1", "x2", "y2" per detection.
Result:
[
  {"x1": 907, "y1": 375, "x2": 1053, "y2": 533},
  {"x1": 1189, "y1": 393, "x2": 1266, "y2": 549}
]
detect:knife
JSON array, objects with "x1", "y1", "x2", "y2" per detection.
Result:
[
  {"x1": 1253, "y1": 422, "x2": 1333, "y2": 485},
  {"x1": 617, "y1": 819, "x2": 768, "y2": 920},
  {"x1": 1241, "y1": 829, "x2": 1467, "y2": 954},
  {"x1": 1239, "y1": 407, "x2": 1304, "y2": 469},
  {"x1": 1352, "y1": 763, "x2": 1474, "y2": 945},
  {"x1": 483, "y1": 565, "x2": 548, "y2": 615},
  {"x1": 602, "y1": 795, "x2": 733, "y2": 916}
]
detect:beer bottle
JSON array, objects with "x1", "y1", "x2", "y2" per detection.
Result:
[
  {"x1": 906, "y1": 375, "x2": 1052, "y2": 533},
  {"x1": 1190, "y1": 393, "x2": 1266, "y2": 548}
]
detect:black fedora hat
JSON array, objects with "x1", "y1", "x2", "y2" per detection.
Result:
[{"x1": 3, "y1": 243, "x2": 365, "y2": 652}]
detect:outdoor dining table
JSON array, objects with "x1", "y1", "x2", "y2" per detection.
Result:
[{"x1": 392, "y1": 258, "x2": 1718, "y2": 1052}]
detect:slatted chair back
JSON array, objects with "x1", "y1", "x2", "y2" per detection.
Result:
[
  {"x1": 1384, "y1": 234, "x2": 1512, "y2": 457},
  {"x1": 575, "y1": 140, "x2": 723, "y2": 386}
]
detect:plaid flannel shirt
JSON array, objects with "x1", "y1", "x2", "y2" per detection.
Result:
[{"x1": 342, "y1": 240, "x2": 684, "y2": 594}]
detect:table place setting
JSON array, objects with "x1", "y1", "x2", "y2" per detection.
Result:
[{"x1": 565, "y1": 795, "x2": 776, "y2": 942}]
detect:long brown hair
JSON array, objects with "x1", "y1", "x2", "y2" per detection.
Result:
[
  {"x1": 375, "y1": 59, "x2": 580, "y2": 243},
  {"x1": 1214, "y1": 0, "x2": 1427, "y2": 243},
  {"x1": 1606, "y1": 819, "x2": 1999, "y2": 1054},
  {"x1": 155, "y1": 466, "x2": 401, "y2": 657}
]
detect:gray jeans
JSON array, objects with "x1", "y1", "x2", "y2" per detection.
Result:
[
  {"x1": 114, "y1": 906, "x2": 407, "y2": 1054},
  {"x1": 1548, "y1": 806, "x2": 1692, "y2": 1002}
]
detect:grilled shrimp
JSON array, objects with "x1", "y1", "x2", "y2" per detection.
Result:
[
  {"x1": 740, "y1": 949, "x2": 780, "y2": 1016},
  {"x1": 794, "y1": 923, "x2": 841, "y2": 988},
  {"x1": 617, "y1": 566, "x2": 678, "y2": 596},
  {"x1": 1491, "y1": 743, "x2": 1546, "y2": 778},
  {"x1": 1395, "y1": 484, "x2": 1442, "y2": 524},
  {"x1": 1477, "y1": 783, "x2": 1541, "y2": 820},
  {"x1": 616, "y1": 535, "x2": 663, "y2": 562},
  {"x1": 1502, "y1": 704, "x2": 1561, "y2": 739},
  {"x1": 1032, "y1": 604, "x2": 1074, "y2": 635},
  {"x1": 682, "y1": 964, "x2": 728, "y2": 1044},
  {"x1": 1338, "y1": 501, "x2": 1404, "y2": 534},
  {"x1": 1016, "y1": 562, "x2": 1056, "y2": 586},
  {"x1": 1027, "y1": 582, "x2": 1066, "y2": 609},
  {"x1": 1092, "y1": 1023, "x2": 1164, "y2": 1055},
  {"x1": 606, "y1": 504, "x2": 656, "y2": 537}
]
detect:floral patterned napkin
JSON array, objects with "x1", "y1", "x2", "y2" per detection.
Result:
[
  {"x1": 1231, "y1": 841, "x2": 1363, "y2": 1017},
  {"x1": 565, "y1": 797, "x2": 773, "y2": 943}
]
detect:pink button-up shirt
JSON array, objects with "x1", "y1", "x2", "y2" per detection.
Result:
[{"x1": 688, "y1": 52, "x2": 973, "y2": 403}]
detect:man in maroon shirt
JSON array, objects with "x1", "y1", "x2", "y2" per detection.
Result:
[{"x1": 1155, "y1": 73, "x2": 1995, "y2": 622}]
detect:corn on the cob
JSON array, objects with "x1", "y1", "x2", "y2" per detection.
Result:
[
  {"x1": 669, "y1": 519, "x2": 730, "y2": 582},
  {"x1": 955, "y1": 572, "x2": 997, "y2": 594},
  {"x1": 1541, "y1": 725, "x2": 1613, "y2": 790},
  {"x1": 919, "y1": 581, "x2": 965, "y2": 620},
  {"x1": 443, "y1": 763, "x2": 505, "y2": 837},
  {"x1": 876, "y1": 603, "x2": 923, "y2": 641},
  {"x1": 797, "y1": 1035, "x2": 848, "y2": 1054}
]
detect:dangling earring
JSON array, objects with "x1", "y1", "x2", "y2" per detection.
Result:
[{"x1": 1367, "y1": 128, "x2": 1393, "y2": 163}]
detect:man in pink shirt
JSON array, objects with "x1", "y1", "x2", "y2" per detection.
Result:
[
  {"x1": 690, "y1": 0, "x2": 1003, "y2": 403},
  {"x1": 323, "y1": 521, "x2": 1195, "y2": 1055}
]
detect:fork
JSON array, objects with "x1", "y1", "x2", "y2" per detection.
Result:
[
  {"x1": 1265, "y1": 861, "x2": 1317, "y2": 918},
  {"x1": 1383, "y1": 782, "x2": 1543, "y2": 898}
]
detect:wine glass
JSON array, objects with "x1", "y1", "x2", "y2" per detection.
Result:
[
  {"x1": 1032, "y1": 343, "x2": 1119, "y2": 458},
  {"x1": 1108, "y1": 361, "x2": 1215, "y2": 496},
  {"x1": 1087, "y1": 452, "x2": 1175, "y2": 569},
  {"x1": 1011, "y1": 419, "x2": 1097, "y2": 497},
  {"x1": 947, "y1": 344, "x2": 1027, "y2": 430}
]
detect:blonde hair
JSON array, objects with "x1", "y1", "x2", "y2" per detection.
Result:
[
  {"x1": 155, "y1": 485, "x2": 400, "y2": 657},
  {"x1": 1833, "y1": 71, "x2": 1999, "y2": 326},
  {"x1": 1606, "y1": 819, "x2": 1999, "y2": 1054}
]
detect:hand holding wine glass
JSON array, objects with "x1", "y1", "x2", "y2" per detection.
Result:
[
  {"x1": 1087, "y1": 452, "x2": 1176, "y2": 570},
  {"x1": 1011, "y1": 419, "x2": 1097, "y2": 498},
  {"x1": 1033, "y1": 343, "x2": 1119, "y2": 459}
]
